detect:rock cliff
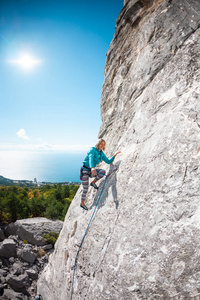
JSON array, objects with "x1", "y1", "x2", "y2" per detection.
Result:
[{"x1": 37, "y1": 0, "x2": 200, "y2": 299}]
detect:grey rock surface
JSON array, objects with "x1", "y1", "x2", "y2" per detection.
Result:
[
  {"x1": 0, "y1": 228, "x2": 6, "y2": 241},
  {"x1": 26, "y1": 269, "x2": 38, "y2": 280},
  {"x1": 37, "y1": 0, "x2": 200, "y2": 299},
  {"x1": 0, "y1": 269, "x2": 8, "y2": 277},
  {"x1": 0, "y1": 220, "x2": 56, "y2": 299},
  {"x1": 7, "y1": 274, "x2": 30, "y2": 291},
  {"x1": 4, "y1": 217, "x2": 63, "y2": 246},
  {"x1": 0, "y1": 239, "x2": 16, "y2": 258},
  {"x1": 2, "y1": 288, "x2": 28, "y2": 300},
  {"x1": 42, "y1": 244, "x2": 53, "y2": 251},
  {"x1": 17, "y1": 248, "x2": 37, "y2": 264}
]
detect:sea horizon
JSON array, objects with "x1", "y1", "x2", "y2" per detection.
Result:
[{"x1": 0, "y1": 150, "x2": 86, "y2": 183}]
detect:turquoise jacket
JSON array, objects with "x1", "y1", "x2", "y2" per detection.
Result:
[{"x1": 83, "y1": 147, "x2": 114, "y2": 169}]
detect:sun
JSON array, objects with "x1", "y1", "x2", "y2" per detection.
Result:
[
  {"x1": 18, "y1": 54, "x2": 40, "y2": 69},
  {"x1": 8, "y1": 53, "x2": 41, "y2": 70}
]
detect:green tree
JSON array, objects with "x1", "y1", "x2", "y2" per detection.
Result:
[
  {"x1": 7, "y1": 191, "x2": 19, "y2": 222},
  {"x1": 54, "y1": 185, "x2": 63, "y2": 202},
  {"x1": 62, "y1": 185, "x2": 70, "y2": 198},
  {"x1": 44, "y1": 198, "x2": 64, "y2": 220},
  {"x1": 30, "y1": 195, "x2": 46, "y2": 217}
]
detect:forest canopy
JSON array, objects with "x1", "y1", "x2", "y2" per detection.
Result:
[{"x1": 0, "y1": 183, "x2": 79, "y2": 223}]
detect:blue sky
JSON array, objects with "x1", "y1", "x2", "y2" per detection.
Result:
[{"x1": 0, "y1": 0, "x2": 123, "y2": 153}]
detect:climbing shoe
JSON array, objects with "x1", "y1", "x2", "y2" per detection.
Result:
[
  {"x1": 90, "y1": 182, "x2": 98, "y2": 189},
  {"x1": 80, "y1": 204, "x2": 88, "y2": 210}
]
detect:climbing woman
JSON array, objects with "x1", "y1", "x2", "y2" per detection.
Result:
[{"x1": 80, "y1": 139, "x2": 120, "y2": 210}]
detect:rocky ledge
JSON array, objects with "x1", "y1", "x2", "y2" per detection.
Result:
[{"x1": 0, "y1": 218, "x2": 63, "y2": 300}]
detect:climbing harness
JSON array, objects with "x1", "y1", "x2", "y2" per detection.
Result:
[
  {"x1": 80, "y1": 166, "x2": 91, "y2": 181},
  {"x1": 70, "y1": 167, "x2": 118, "y2": 300}
]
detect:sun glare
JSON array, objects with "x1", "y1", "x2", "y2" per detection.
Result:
[{"x1": 8, "y1": 53, "x2": 41, "y2": 70}]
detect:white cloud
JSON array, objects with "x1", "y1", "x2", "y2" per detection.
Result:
[{"x1": 16, "y1": 129, "x2": 29, "y2": 140}]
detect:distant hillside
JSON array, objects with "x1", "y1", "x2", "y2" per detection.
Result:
[{"x1": 0, "y1": 175, "x2": 35, "y2": 187}]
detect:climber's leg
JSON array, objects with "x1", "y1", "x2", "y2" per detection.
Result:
[
  {"x1": 91, "y1": 169, "x2": 106, "y2": 189},
  {"x1": 80, "y1": 170, "x2": 89, "y2": 209}
]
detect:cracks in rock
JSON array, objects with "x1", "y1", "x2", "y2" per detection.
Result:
[
  {"x1": 131, "y1": 24, "x2": 200, "y2": 104},
  {"x1": 176, "y1": 211, "x2": 186, "y2": 221},
  {"x1": 132, "y1": 62, "x2": 168, "y2": 101},
  {"x1": 178, "y1": 111, "x2": 200, "y2": 129},
  {"x1": 65, "y1": 250, "x2": 69, "y2": 265},
  {"x1": 152, "y1": 100, "x2": 169, "y2": 115},
  {"x1": 108, "y1": 0, "x2": 199, "y2": 94},
  {"x1": 83, "y1": 212, "x2": 120, "y2": 299},
  {"x1": 191, "y1": 119, "x2": 200, "y2": 129},
  {"x1": 125, "y1": 2, "x2": 143, "y2": 24},
  {"x1": 105, "y1": 3, "x2": 199, "y2": 127},
  {"x1": 131, "y1": 16, "x2": 142, "y2": 28},
  {"x1": 184, "y1": 0, "x2": 200, "y2": 16},
  {"x1": 148, "y1": 26, "x2": 157, "y2": 43},
  {"x1": 191, "y1": 165, "x2": 199, "y2": 173},
  {"x1": 182, "y1": 164, "x2": 188, "y2": 184},
  {"x1": 113, "y1": 0, "x2": 164, "y2": 54},
  {"x1": 180, "y1": 23, "x2": 200, "y2": 46},
  {"x1": 71, "y1": 221, "x2": 77, "y2": 238},
  {"x1": 96, "y1": 212, "x2": 120, "y2": 272},
  {"x1": 168, "y1": 205, "x2": 198, "y2": 222},
  {"x1": 139, "y1": 132, "x2": 154, "y2": 144}
]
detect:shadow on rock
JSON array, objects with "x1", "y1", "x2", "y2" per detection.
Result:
[{"x1": 90, "y1": 161, "x2": 121, "y2": 210}]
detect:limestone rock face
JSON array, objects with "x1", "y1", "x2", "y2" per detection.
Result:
[{"x1": 37, "y1": 0, "x2": 200, "y2": 299}]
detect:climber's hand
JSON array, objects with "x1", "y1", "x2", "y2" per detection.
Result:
[{"x1": 114, "y1": 151, "x2": 121, "y2": 157}]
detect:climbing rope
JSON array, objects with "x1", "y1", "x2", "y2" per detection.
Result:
[{"x1": 70, "y1": 167, "x2": 118, "y2": 300}]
